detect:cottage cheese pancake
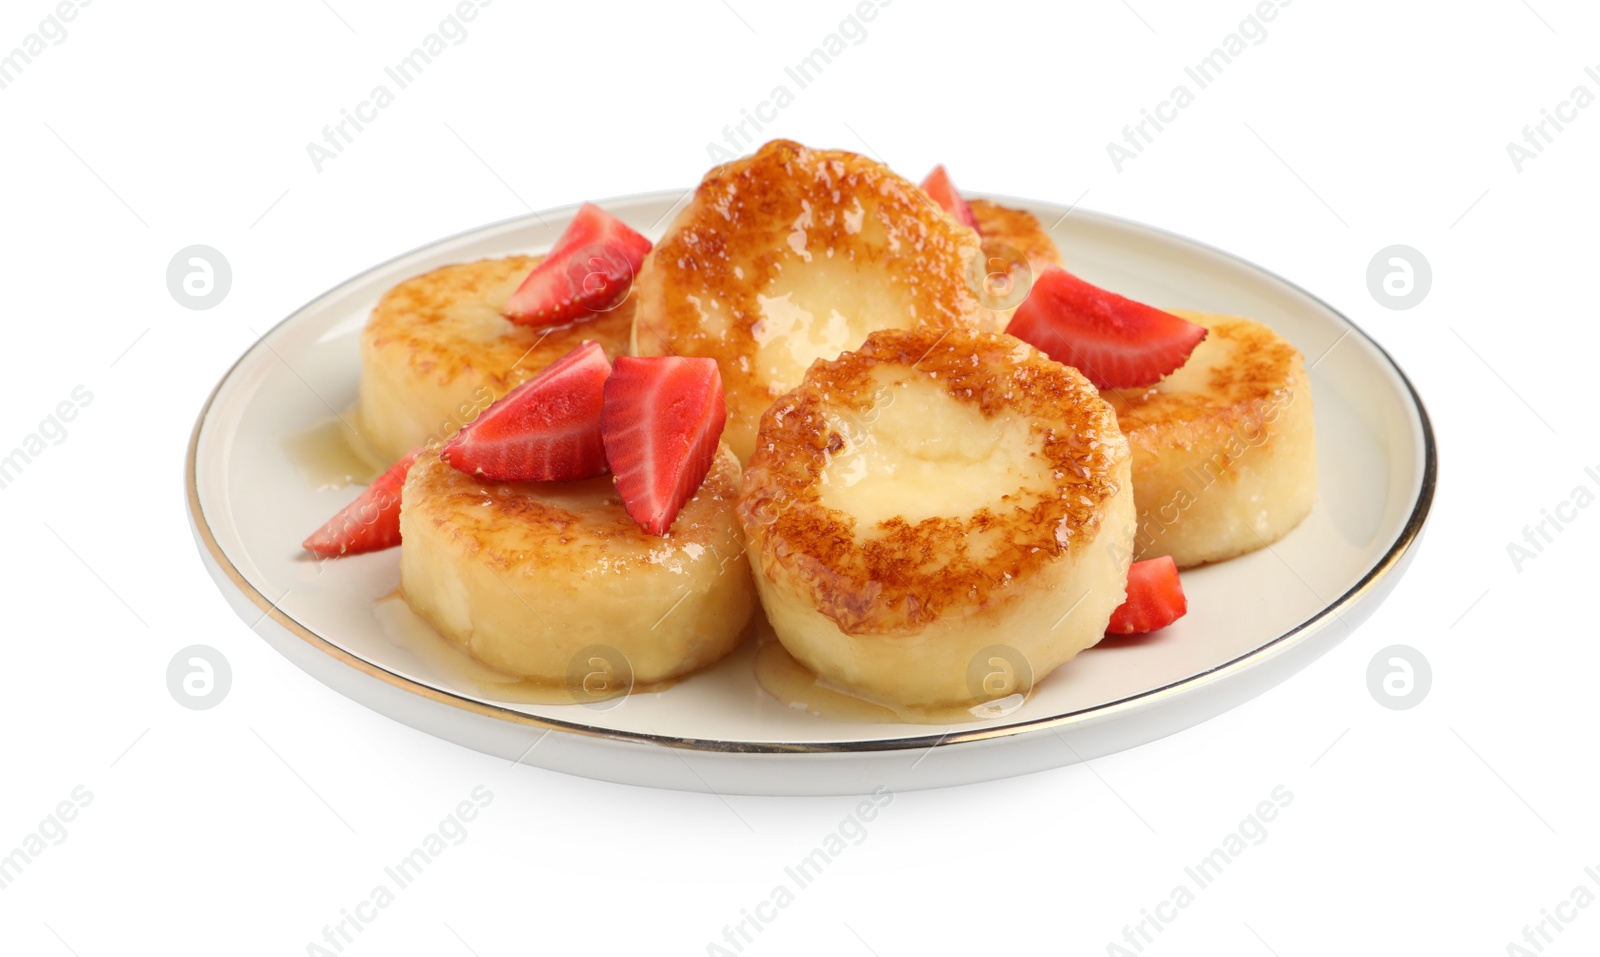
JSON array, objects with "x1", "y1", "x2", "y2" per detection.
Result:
[
  {"x1": 739, "y1": 327, "x2": 1134, "y2": 712},
  {"x1": 399, "y1": 444, "x2": 755, "y2": 685},
  {"x1": 1105, "y1": 311, "x2": 1315, "y2": 568},
  {"x1": 360, "y1": 256, "x2": 634, "y2": 463},
  {"x1": 633, "y1": 139, "x2": 995, "y2": 462}
]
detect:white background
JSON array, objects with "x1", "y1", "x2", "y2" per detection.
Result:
[{"x1": 2, "y1": 0, "x2": 1596, "y2": 954}]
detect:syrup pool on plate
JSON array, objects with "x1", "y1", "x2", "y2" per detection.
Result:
[
  {"x1": 371, "y1": 592, "x2": 676, "y2": 706},
  {"x1": 284, "y1": 414, "x2": 382, "y2": 489}
]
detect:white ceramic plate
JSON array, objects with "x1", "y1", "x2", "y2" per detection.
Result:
[{"x1": 187, "y1": 191, "x2": 1435, "y2": 795}]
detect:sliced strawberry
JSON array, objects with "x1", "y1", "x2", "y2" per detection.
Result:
[
  {"x1": 601, "y1": 356, "x2": 725, "y2": 536},
  {"x1": 502, "y1": 203, "x2": 653, "y2": 327},
  {"x1": 1006, "y1": 266, "x2": 1207, "y2": 389},
  {"x1": 1107, "y1": 556, "x2": 1188, "y2": 635},
  {"x1": 919, "y1": 164, "x2": 980, "y2": 232},
  {"x1": 302, "y1": 448, "x2": 420, "y2": 557},
  {"x1": 440, "y1": 341, "x2": 611, "y2": 482}
]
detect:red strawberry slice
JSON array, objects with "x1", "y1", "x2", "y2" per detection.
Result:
[
  {"x1": 503, "y1": 203, "x2": 653, "y2": 327},
  {"x1": 441, "y1": 341, "x2": 611, "y2": 482},
  {"x1": 302, "y1": 448, "x2": 420, "y2": 557},
  {"x1": 1106, "y1": 556, "x2": 1188, "y2": 635},
  {"x1": 1006, "y1": 266, "x2": 1207, "y2": 389},
  {"x1": 601, "y1": 356, "x2": 726, "y2": 536},
  {"x1": 919, "y1": 164, "x2": 980, "y2": 232}
]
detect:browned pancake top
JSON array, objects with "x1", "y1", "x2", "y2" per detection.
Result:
[
  {"x1": 402, "y1": 444, "x2": 744, "y2": 577},
  {"x1": 970, "y1": 198, "x2": 1064, "y2": 272},
  {"x1": 1105, "y1": 311, "x2": 1306, "y2": 454},
  {"x1": 633, "y1": 140, "x2": 994, "y2": 453},
  {"x1": 364, "y1": 255, "x2": 634, "y2": 392},
  {"x1": 738, "y1": 327, "x2": 1128, "y2": 636}
]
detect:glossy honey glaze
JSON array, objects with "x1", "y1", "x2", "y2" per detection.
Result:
[{"x1": 284, "y1": 413, "x2": 384, "y2": 489}]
